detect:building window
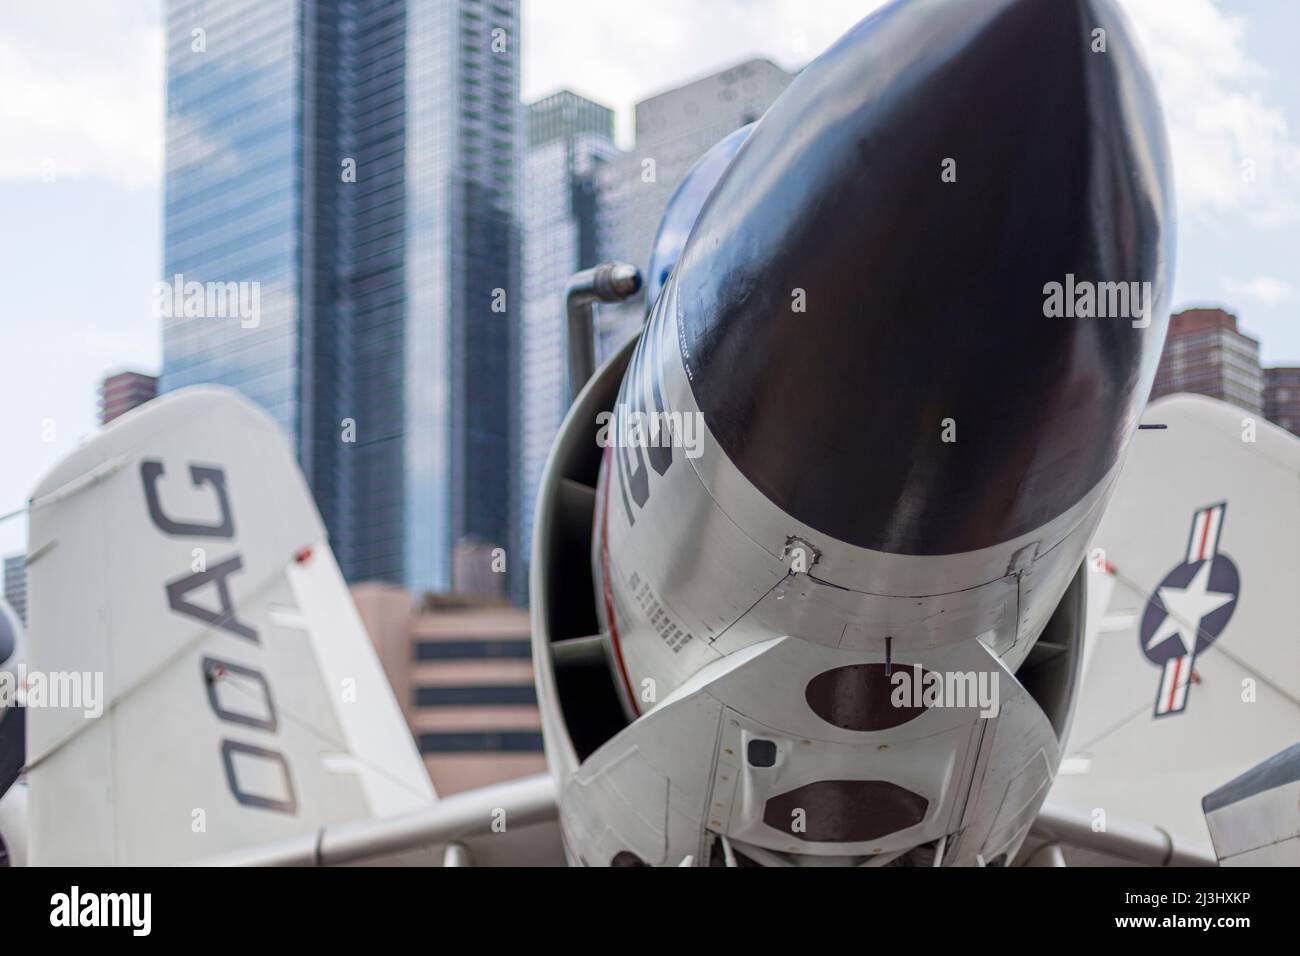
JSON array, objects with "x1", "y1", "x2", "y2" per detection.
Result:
[
  {"x1": 418, "y1": 731, "x2": 544, "y2": 753},
  {"x1": 414, "y1": 685, "x2": 537, "y2": 706},
  {"x1": 414, "y1": 639, "x2": 532, "y2": 660}
]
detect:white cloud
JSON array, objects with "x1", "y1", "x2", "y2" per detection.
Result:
[
  {"x1": 525, "y1": 0, "x2": 1300, "y2": 227},
  {"x1": 522, "y1": 0, "x2": 888, "y2": 146},
  {"x1": 3, "y1": 0, "x2": 1293, "y2": 230},
  {"x1": 1222, "y1": 275, "x2": 1293, "y2": 307},
  {"x1": 1121, "y1": 0, "x2": 1300, "y2": 227},
  {"x1": 0, "y1": 1, "x2": 162, "y2": 188}
]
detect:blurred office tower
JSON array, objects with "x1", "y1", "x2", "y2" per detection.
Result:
[
  {"x1": 1150, "y1": 308, "x2": 1265, "y2": 414},
  {"x1": 99, "y1": 370, "x2": 158, "y2": 426},
  {"x1": 452, "y1": 536, "x2": 506, "y2": 601},
  {"x1": 352, "y1": 585, "x2": 542, "y2": 794},
  {"x1": 1264, "y1": 367, "x2": 1300, "y2": 437},
  {"x1": 159, "y1": 0, "x2": 521, "y2": 596},
  {"x1": 2, "y1": 556, "x2": 25, "y2": 626},
  {"x1": 517, "y1": 91, "x2": 620, "y2": 568},
  {"x1": 595, "y1": 59, "x2": 792, "y2": 356}
]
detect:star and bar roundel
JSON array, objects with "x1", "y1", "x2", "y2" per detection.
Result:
[{"x1": 1138, "y1": 503, "x2": 1240, "y2": 718}]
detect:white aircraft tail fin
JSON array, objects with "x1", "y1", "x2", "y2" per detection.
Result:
[
  {"x1": 24, "y1": 386, "x2": 434, "y2": 865},
  {"x1": 1046, "y1": 394, "x2": 1300, "y2": 859}
]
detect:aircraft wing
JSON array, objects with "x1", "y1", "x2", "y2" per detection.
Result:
[
  {"x1": 21, "y1": 386, "x2": 544, "y2": 864},
  {"x1": 199, "y1": 771, "x2": 560, "y2": 866},
  {"x1": 1202, "y1": 742, "x2": 1300, "y2": 866},
  {"x1": 1024, "y1": 394, "x2": 1300, "y2": 865}
]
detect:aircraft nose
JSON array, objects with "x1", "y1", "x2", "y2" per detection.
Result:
[{"x1": 674, "y1": 0, "x2": 1175, "y2": 556}]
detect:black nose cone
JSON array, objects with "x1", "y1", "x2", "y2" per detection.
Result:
[{"x1": 675, "y1": 0, "x2": 1175, "y2": 555}]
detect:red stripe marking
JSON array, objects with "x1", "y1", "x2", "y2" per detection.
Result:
[
  {"x1": 1165, "y1": 656, "x2": 1183, "y2": 713},
  {"x1": 599, "y1": 447, "x2": 640, "y2": 718},
  {"x1": 1196, "y1": 509, "x2": 1213, "y2": 561}
]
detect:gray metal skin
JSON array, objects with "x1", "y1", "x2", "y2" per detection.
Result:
[
  {"x1": 533, "y1": 304, "x2": 1103, "y2": 867},
  {"x1": 1202, "y1": 743, "x2": 1300, "y2": 866},
  {"x1": 531, "y1": 0, "x2": 1174, "y2": 867}
]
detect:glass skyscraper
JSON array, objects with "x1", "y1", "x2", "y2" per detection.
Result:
[
  {"x1": 160, "y1": 0, "x2": 520, "y2": 595},
  {"x1": 517, "y1": 91, "x2": 619, "y2": 564}
]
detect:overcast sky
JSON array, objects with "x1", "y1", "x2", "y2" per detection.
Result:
[{"x1": 2, "y1": 0, "x2": 1299, "y2": 558}]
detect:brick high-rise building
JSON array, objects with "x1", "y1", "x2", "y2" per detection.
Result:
[
  {"x1": 99, "y1": 370, "x2": 158, "y2": 425},
  {"x1": 351, "y1": 584, "x2": 543, "y2": 795},
  {"x1": 1265, "y1": 367, "x2": 1300, "y2": 437},
  {"x1": 1150, "y1": 307, "x2": 1264, "y2": 414}
]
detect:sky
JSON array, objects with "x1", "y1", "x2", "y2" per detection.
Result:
[{"x1": 1, "y1": 0, "x2": 1298, "y2": 559}]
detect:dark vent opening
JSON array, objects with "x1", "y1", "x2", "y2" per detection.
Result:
[{"x1": 1015, "y1": 563, "x2": 1087, "y2": 741}]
